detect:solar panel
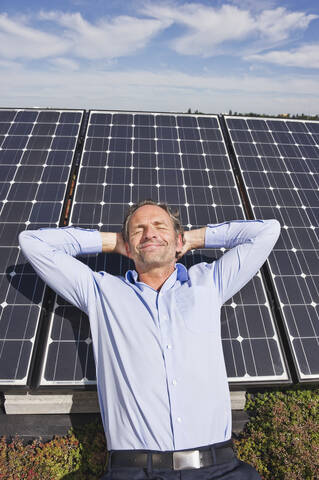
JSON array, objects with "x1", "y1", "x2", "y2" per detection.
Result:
[
  {"x1": 225, "y1": 115, "x2": 319, "y2": 381},
  {"x1": 0, "y1": 108, "x2": 83, "y2": 386},
  {"x1": 39, "y1": 111, "x2": 288, "y2": 387}
]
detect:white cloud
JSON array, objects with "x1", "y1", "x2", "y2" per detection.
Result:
[
  {"x1": 0, "y1": 13, "x2": 68, "y2": 59},
  {"x1": 142, "y1": 2, "x2": 318, "y2": 57},
  {"x1": 229, "y1": 0, "x2": 276, "y2": 11},
  {"x1": 0, "y1": 62, "x2": 318, "y2": 115},
  {"x1": 0, "y1": 58, "x2": 24, "y2": 69},
  {"x1": 38, "y1": 10, "x2": 170, "y2": 60},
  {"x1": 0, "y1": 11, "x2": 169, "y2": 62},
  {"x1": 49, "y1": 57, "x2": 79, "y2": 71},
  {"x1": 246, "y1": 43, "x2": 319, "y2": 68},
  {"x1": 256, "y1": 8, "x2": 317, "y2": 42},
  {"x1": 143, "y1": 3, "x2": 255, "y2": 56},
  {"x1": 0, "y1": 5, "x2": 317, "y2": 65}
]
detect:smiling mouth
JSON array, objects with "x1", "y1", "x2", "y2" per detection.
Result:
[{"x1": 139, "y1": 243, "x2": 164, "y2": 251}]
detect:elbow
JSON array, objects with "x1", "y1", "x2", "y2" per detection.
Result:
[
  {"x1": 270, "y1": 219, "x2": 281, "y2": 236},
  {"x1": 263, "y1": 219, "x2": 281, "y2": 244},
  {"x1": 18, "y1": 230, "x2": 28, "y2": 249},
  {"x1": 18, "y1": 230, "x2": 35, "y2": 259}
]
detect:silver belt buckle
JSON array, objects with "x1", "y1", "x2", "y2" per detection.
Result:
[{"x1": 173, "y1": 450, "x2": 201, "y2": 470}]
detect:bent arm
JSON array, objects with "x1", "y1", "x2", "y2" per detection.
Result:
[
  {"x1": 19, "y1": 227, "x2": 102, "y2": 313},
  {"x1": 204, "y1": 219, "x2": 280, "y2": 304}
]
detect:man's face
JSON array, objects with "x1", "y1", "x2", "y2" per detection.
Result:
[{"x1": 125, "y1": 205, "x2": 183, "y2": 272}]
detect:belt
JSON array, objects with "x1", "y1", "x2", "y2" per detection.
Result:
[{"x1": 110, "y1": 440, "x2": 235, "y2": 471}]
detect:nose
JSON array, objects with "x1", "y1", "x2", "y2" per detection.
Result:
[{"x1": 142, "y1": 224, "x2": 157, "y2": 241}]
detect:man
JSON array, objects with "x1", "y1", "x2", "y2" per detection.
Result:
[{"x1": 19, "y1": 200, "x2": 281, "y2": 479}]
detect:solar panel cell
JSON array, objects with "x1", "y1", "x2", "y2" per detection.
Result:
[
  {"x1": 90, "y1": 113, "x2": 112, "y2": 124},
  {"x1": 155, "y1": 115, "x2": 176, "y2": 127},
  {"x1": 60, "y1": 112, "x2": 82, "y2": 123},
  {"x1": 0, "y1": 341, "x2": 33, "y2": 379},
  {"x1": 15, "y1": 111, "x2": 37, "y2": 122},
  {"x1": 156, "y1": 127, "x2": 178, "y2": 140},
  {"x1": 20, "y1": 150, "x2": 47, "y2": 165},
  {"x1": 200, "y1": 129, "x2": 223, "y2": 142},
  {"x1": 105, "y1": 185, "x2": 131, "y2": 203},
  {"x1": 0, "y1": 110, "x2": 16, "y2": 122},
  {"x1": 134, "y1": 114, "x2": 154, "y2": 126},
  {"x1": 246, "y1": 119, "x2": 268, "y2": 130},
  {"x1": 132, "y1": 185, "x2": 159, "y2": 203},
  {"x1": 307, "y1": 123, "x2": 319, "y2": 134},
  {"x1": 286, "y1": 121, "x2": 308, "y2": 133},
  {"x1": 8, "y1": 123, "x2": 33, "y2": 135},
  {"x1": 0, "y1": 123, "x2": 10, "y2": 135},
  {"x1": 3, "y1": 135, "x2": 29, "y2": 149},
  {"x1": 31, "y1": 123, "x2": 55, "y2": 135},
  {"x1": 7, "y1": 183, "x2": 38, "y2": 201},
  {"x1": 14, "y1": 166, "x2": 43, "y2": 182},
  {"x1": 197, "y1": 117, "x2": 219, "y2": 128},
  {"x1": 0, "y1": 183, "x2": 10, "y2": 200},
  {"x1": 294, "y1": 338, "x2": 319, "y2": 375},
  {"x1": 37, "y1": 111, "x2": 60, "y2": 123},
  {"x1": 47, "y1": 151, "x2": 74, "y2": 166},
  {"x1": 52, "y1": 136, "x2": 77, "y2": 150}
]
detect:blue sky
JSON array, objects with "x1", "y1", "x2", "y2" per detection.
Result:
[{"x1": 0, "y1": 0, "x2": 319, "y2": 114}]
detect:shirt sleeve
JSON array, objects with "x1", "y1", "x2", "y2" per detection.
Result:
[
  {"x1": 19, "y1": 227, "x2": 102, "y2": 313},
  {"x1": 204, "y1": 219, "x2": 281, "y2": 305}
]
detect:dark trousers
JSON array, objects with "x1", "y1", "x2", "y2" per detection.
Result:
[{"x1": 101, "y1": 451, "x2": 261, "y2": 480}]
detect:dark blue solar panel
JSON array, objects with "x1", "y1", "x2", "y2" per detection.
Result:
[
  {"x1": 226, "y1": 115, "x2": 319, "y2": 380},
  {"x1": 0, "y1": 108, "x2": 83, "y2": 386},
  {"x1": 39, "y1": 111, "x2": 288, "y2": 387}
]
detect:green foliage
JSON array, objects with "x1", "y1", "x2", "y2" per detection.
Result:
[
  {"x1": 1, "y1": 390, "x2": 319, "y2": 479},
  {"x1": 235, "y1": 388, "x2": 319, "y2": 480},
  {"x1": 0, "y1": 420, "x2": 107, "y2": 480}
]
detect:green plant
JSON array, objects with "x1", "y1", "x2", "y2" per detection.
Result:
[
  {"x1": 0, "y1": 420, "x2": 107, "y2": 480},
  {"x1": 235, "y1": 388, "x2": 319, "y2": 480}
]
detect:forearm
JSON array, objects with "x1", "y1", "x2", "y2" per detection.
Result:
[
  {"x1": 184, "y1": 227, "x2": 207, "y2": 250},
  {"x1": 100, "y1": 232, "x2": 126, "y2": 254},
  {"x1": 184, "y1": 220, "x2": 280, "y2": 251},
  {"x1": 204, "y1": 219, "x2": 280, "y2": 250},
  {"x1": 19, "y1": 227, "x2": 102, "y2": 311},
  {"x1": 19, "y1": 227, "x2": 102, "y2": 260},
  {"x1": 207, "y1": 219, "x2": 281, "y2": 304}
]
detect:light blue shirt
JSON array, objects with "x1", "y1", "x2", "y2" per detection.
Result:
[{"x1": 19, "y1": 219, "x2": 280, "y2": 451}]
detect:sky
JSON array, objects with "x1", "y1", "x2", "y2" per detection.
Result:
[{"x1": 0, "y1": 0, "x2": 319, "y2": 115}]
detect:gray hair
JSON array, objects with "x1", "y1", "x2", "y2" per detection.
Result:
[{"x1": 122, "y1": 199, "x2": 184, "y2": 244}]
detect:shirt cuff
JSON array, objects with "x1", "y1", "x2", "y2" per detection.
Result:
[{"x1": 204, "y1": 223, "x2": 227, "y2": 248}]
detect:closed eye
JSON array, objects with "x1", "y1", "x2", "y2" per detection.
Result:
[{"x1": 131, "y1": 229, "x2": 143, "y2": 236}]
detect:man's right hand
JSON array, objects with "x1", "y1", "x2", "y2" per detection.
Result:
[{"x1": 100, "y1": 232, "x2": 128, "y2": 256}]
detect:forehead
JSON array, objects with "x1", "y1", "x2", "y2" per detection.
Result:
[{"x1": 130, "y1": 205, "x2": 172, "y2": 226}]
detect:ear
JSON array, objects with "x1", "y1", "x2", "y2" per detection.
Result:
[
  {"x1": 125, "y1": 241, "x2": 132, "y2": 259},
  {"x1": 176, "y1": 233, "x2": 183, "y2": 251}
]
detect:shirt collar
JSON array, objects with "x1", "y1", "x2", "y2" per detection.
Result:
[{"x1": 125, "y1": 262, "x2": 188, "y2": 290}]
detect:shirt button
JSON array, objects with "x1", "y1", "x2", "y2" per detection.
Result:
[
  {"x1": 172, "y1": 379, "x2": 177, "y2": 385},
  {"x1": 163, "y1": 315, "x2": 167, "y2": 321},
  {"x1": 167, "y1": 344, "x2": 172, "y2": 349},
  {"x1": 177, "y1": 417, "x2": 182, "y2": 423}
]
